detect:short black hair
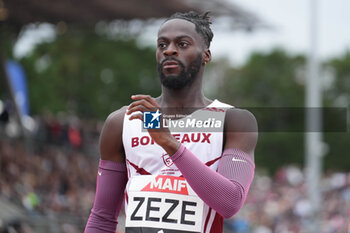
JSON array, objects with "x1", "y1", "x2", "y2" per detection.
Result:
[{"x1": 165, "y1": 11, "x2": 213, "y2": 48}]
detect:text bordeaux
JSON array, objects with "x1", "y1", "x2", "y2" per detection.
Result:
[{"x1": 131, "y1": 133, "x2": 212, "y2": 147}]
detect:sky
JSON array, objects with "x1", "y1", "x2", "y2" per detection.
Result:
[
  {"x1": 14, "y1": 0, "x2": 350, "y2": 66},
  {"x1": 210, "y1": 0, "x2": 350, "y2": 65}
]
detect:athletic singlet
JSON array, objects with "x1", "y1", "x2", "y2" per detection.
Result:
[{"x1": 122, "y1": 99, "x2": 233, "y2": 233}]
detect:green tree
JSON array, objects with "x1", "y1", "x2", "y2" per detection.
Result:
[
  {"x1": 0, "y1": 24, "x2": 19, "y2": 100},
  {"x1": 215, "y1": 48, "x2": 306, "y2": 107},
  {"x1": 210, "y1": 48, "x2": 350, "y2": 173},
  {"x1": 20, "y1": 30, "x2": 160, "y2": 119},
  {"x1": 211, "y1": 49, "x2": 307, "y2": 173},
  {"x1": 323, "y1": 51, "x2": 350, "y2": 171}
]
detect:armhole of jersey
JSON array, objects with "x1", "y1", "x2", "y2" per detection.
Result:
[
  {"x1": 121, "y1": 106, "x2": 134, "y2": 155},
  {"x1": 121, "y1": 109, "x2": 131, "y2": 180},
  {"x1": 121, "y1": 110, "x2": 127, "y2": 152},
  {"x1": 208, "y1": 100, "x2": 234, "y2": 154}
]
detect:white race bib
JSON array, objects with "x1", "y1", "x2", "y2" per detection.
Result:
[{"x1": 125, "y1": 175, "x2": 204, "y2": 232}]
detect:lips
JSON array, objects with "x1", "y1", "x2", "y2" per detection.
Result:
[{"x1": 162, "y1": 60, "x2": 179, "y2": 69}]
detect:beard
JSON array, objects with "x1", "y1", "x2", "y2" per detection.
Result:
[{"x1": 157, "y1": 54, "x2": 202, "y2": 90}]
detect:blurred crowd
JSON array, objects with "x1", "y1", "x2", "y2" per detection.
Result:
[
  {"x1": 0, "y1": 138, "x2": 98, "y2": 213},
  {"x1": 226, "y1": 166, "x2": 350, "y2": 233},
  {"x1": 1, "y1": 116, "x2": 350, "y2": 233},
  {"x1": 0, "y1": 109, "x2": 101, "y2": 155},
  {"x1": 0, "y1": 113, "x2": 103, "y2": 232},
  {"x1": 0, "y1": 138, "x2": 98, "y2": 232}
]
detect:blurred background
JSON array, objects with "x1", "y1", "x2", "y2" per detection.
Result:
[{"x1": 0, "y1": 0, "x2": 349, "y2": 232}]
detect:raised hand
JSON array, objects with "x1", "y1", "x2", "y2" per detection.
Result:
[{"x1": 127, "y1": 95, "x2": 180, "y2": 155}]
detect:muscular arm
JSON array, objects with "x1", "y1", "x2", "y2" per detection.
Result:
[
  {"x1": 223, "y1": 108, "x2": 258, "y2": 156},
  {"x1": 84, "y1": 107, "x2": 128, "y2": 233},
  {"x1": 170, "y1": 109, "x2": 258, "y2": 218},
  {"x1": 99, "y1": 107, "x2": 127, "y2": 162}
]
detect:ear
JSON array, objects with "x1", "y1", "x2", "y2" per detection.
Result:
[{"x1": 202, "y1": 49, "x2": 211, "y2": 65}]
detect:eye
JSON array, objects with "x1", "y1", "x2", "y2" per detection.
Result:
[
  {"x1": 178, "y1": 41, "x2": 189, "y2": 48},
  {"x1": 158, "y1": 42, "x2": 167, "y2": 49}
]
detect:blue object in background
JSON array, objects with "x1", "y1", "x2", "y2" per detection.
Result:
[
  {"x1": 224, "y1": 218, "x2": 251, "y2": 233},
  {"x1": 6, "y1": 60, "x2": 30, "y2": 116}
]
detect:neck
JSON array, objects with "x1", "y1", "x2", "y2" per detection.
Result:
[{"x1": 157, "y1": 72, "x2": 211, "y2": 108}]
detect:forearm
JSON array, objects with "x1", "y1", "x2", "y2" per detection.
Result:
[
  {"x1": 171, "y1": 145, "x2": 255, "y2": 218},
  {"x1": 85, "y1": 160, "x2": 127, "y2": 233}
]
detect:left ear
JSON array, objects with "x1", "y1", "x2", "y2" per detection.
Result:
[{"x1": 202, "y1": 49, "x2": 211, "y2": 65}]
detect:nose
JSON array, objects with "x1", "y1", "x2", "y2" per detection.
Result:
[{"x1": 163, "y1": 44, "x2": 178, "y2": 57}]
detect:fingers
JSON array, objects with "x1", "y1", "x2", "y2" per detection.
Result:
[
  {"x1": 127, "y1": 95, "x2": 160, "y2": 120},
  {"x1": 128, "y1": 113, "x2": 143, "y2": 121},
  {"x1": 127, "y1": 100, "x2": 154, "y2": 115},
  {"x1": 131, "y1": 95, "x2": 160, "y2": 108}
]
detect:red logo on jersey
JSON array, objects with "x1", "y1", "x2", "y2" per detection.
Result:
[
  {"x1": 203, "y1": 107, "x2": 225, "y2": 112},
  {"x1": 162, "y1": 153, "x2": 174, "y2": 167},
  {"x1": 141, "y1": 175, "x2": 189, "y2": 195}
]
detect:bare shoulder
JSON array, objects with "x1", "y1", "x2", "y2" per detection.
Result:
[
  {"x1": 99, "y1": 106, "x2": 128, "y2": 162},
  {"x1": 105, "y1": 106, "x2": 128, "y2": 125},
  {"x1": 224, "y1": 108, "x2": 258, "y2": 132},
  {"x1": 224, "y1": 108, "x2": 258, "y2": 158}
]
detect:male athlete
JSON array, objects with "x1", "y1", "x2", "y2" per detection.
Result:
[{"x1": 85, "y1": 11, "x2": 258, "y2": 233}]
